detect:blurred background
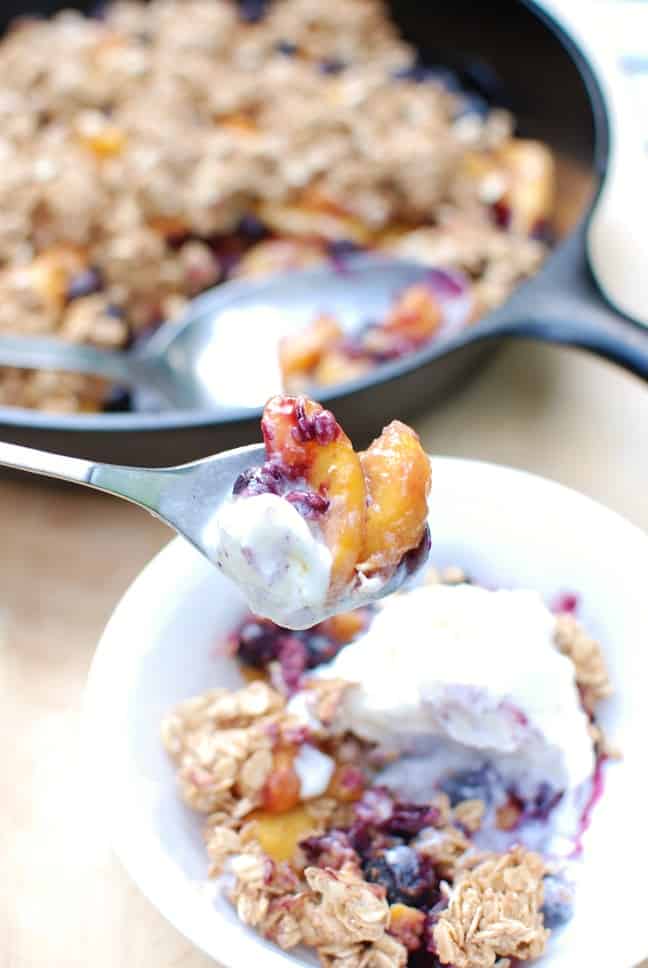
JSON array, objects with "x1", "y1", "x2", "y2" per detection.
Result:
[{"x1": 1, "y1": 1, "x2": 648, "y2": 966}]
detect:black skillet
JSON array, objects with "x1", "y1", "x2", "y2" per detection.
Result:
[{"x1": 0, "y1": 0, "x2": 645, "y2": 463}]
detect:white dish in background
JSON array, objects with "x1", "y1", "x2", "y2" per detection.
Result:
[{"x1": 83, "y1": 458, "x2": 648, "y2": 968}]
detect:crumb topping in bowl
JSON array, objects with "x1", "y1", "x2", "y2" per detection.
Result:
[{"x1": 161, "y1": 562, "x2": 613, "y2": 967}]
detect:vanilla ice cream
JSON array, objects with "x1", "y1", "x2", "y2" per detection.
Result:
[
  {"x1": 208, "y1": 491, "x2": 409, "y2": 629},
  {"x1": 317, "y1": 583, "x2": 595, "y2": 801},
  {"x1": 208, "y1": 493, "x2": 332, "y2": 628}
]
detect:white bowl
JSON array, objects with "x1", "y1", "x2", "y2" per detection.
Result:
[{"x1": 84, "y1": 458, "x2": 648, "y2": 968}]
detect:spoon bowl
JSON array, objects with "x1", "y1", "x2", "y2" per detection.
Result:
[{"x1": 0, "y1": 258, "x2": 436, "y2": 412}]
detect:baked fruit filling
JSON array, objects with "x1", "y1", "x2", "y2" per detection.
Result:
[{"x1": 211, "y1": 395, "x2": 431, "y2": 628}]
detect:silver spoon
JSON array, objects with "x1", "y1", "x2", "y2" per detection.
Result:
[
  {"x1": 0, "y1": 438, "x2": 420, "y2": 621},
  {"x1": 0, "y1": 258, "x2": 433, "y2": 412}
]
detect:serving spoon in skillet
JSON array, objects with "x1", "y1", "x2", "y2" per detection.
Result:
[{"x1": 0, "y1": 258, "x2": 439, "y2": 412}]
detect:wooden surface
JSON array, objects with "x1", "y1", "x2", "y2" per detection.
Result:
[{"x1": 2, "y1": 340, "x2": 648, "y2": 968}]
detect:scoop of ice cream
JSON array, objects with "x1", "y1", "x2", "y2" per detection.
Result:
[
  {"x1": 208, "y1": 493, "x2": 332, "y2": 628},
  {"x1": 317, "y1": 583, "x2": 595, "y2": 798}
]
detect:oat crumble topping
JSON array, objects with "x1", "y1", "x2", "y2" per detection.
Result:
[
  {"x1": 433, "y1": 847, "x2": 548, "y2": 968},
  {"x1": 161, "y1": 591, "x2": 613, "y2": 967}
]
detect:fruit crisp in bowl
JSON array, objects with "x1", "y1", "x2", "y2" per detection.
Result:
[
  {"x1": 0, "y1": 0, "x2": 552, "y2": 412},
  {"x1": 160, "y1": 567, "x2": 614, "y2": 968}
]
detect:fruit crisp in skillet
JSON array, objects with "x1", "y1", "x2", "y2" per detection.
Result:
[{"x1": 0, "y1": 0, "x2": 552, "y2": 412}]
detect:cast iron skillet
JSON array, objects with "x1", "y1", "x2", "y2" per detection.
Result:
[{"x1": 0, "y1": 0, "x2": 645, "y2": 463}]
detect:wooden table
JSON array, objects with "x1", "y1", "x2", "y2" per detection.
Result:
[{"x1": 2, "y1": 340, "x2": 647, "y2": 968}]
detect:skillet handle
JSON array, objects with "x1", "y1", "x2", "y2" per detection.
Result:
[
  {"x1": 479, "y1": 0, "x2": 648, "y2": 379},
  {"x1": 536, "y1": 0, "x2": 648, "y2": 325},
  {"x1": 483, "y1": 225, "x2": 648, "y2": 382}
]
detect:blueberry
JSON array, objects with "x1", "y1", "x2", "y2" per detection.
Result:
[
  {"x1": 526, "y1": 783, "x2": 563, "y2": 822},
  {"x1": 239, "y1": 0, "x2": 267, "y2": 23},
  {"x1": 236, "y1": 619, "x2": 282, "y2": 667},
  {"x1": 302, "y1": 631, "x2": 343, "y2": 668},
  {"x1": 440, "y1": 765, "x2": 495, "y2": 807},
  {"x1": 541, "y1": 876, "x2": 574, "y2": 929},
  {"x1": 103, "y1": 385, "x2": 132, "y2": 412},
  {"x1": 384, "y1": 801, "x2": 440, "y2": 837},
  {"x1": 276, "y1": 40, "x2": 298, "y2": 57},
  {"x1": 455, "y1": 93, "x2": 489, "y2": 119},
  {"x1": 238, "y1": 214, "x2": 268, "y2": 241},
  {"x1": 67, "y1": 268, "x2": 102, "y2": 301},
  {"x1": 393, "y1": 64, "x2": 460, "y2": 90},
  {"x1": 284, "y1": 490, "x2": 330, "y2": 519},
  {"x1": 232, "y1": 462, "x2": 285, "y2": 497},
  {"x1": 292, "y1": 400, "x2": 339, "y2": 444},
  {"x1": 319, "y1": 58, "x2": 346, "y2": 75},
  {"x1": 402, "y1": 527, "x2": 431, "y2": 576},
  {"x1": 363, "y1": 845, "x2": 437, "y2": 908},
  {"x1": 300, "y1": 830, "x2": 358, "y2": 870},
  {"x1": 327, "y1": 239, "x2": 362, "y2": 265}
]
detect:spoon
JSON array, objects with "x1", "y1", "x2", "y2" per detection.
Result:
[
  {"x1": 0, "y1": 438, "x2": 416, "y2": 619},
  {"x1": 0, "y1": 258, "x2": 434, "y2": 412}
]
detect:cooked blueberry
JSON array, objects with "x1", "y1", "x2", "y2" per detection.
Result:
[
  {"x1": 455, "y1": 93, "x2": 489, "y2": 119},
  {"x1": 237, "y1": 214, "x2": 268, "y2": 241},
  {"x1": 363, "y1": 845, "x2": 437, "y2": 908},
  {"x1": 300, "y1": 829, "x2": 358, "y2": 869},
  {"x1": 292, "y1": 400, "x2": 339, "y2": 444},
  {"x1": 302, "y1": 631, "x2": 343, "y2": 668},
  {"x1": 276, "y1": 40, "x2": 298, "y2": 56},
  {"x1": 105, "y1": 304, "x2": 124, "y2": 318},
  {"x1": 393, "y1": 64, "x2": 460, "y2": 90},
  {"x1": 239, "y1": 0, "x2": 267, "y2": 22},
  {"x1": 319, "y1": 58, "x2": 346, "y2": 75},
  {"x1": 236, "y1": 619, "x2": 282, "y2": 666},
  {"x1": 541, "y1": 876, "x2": 574, "y2": 929},
  {"x1": 384, "y1": 801, "x2": 440, "y2": 837},
  {"x1": 328, "y1": 239, "x2": 361, "y2": 261},
  {"x1": 103, "y1": 384, "x2": 132, "y2": 412},
  {"x1": 440, "y1": 765, "x2": 494, "y2": 806},
  {"x1": 284, "y1": 490, "x2": 330, "y2": 518},
  {"x1": 67, "y1": 268, "x2": 102, "y2": 301},
  {"x1": 232, "y1": 462, "x2": 284, "y2": 497},
  {"x1": 402, "y1": 526, "x2": 431, "y2": 576},
  {"x1": 526, "y1": 783, "x2": 563, "y2": 821}
]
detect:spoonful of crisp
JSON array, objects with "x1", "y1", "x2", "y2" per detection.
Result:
[{"x1": 0, "y1": 395, "x2": 431, "y2": 628}]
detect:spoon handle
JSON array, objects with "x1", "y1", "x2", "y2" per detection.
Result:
[
  {"x1": 0, "y1": 439, "x2": 169, "y2": 517},
  {"x1": 0, "y1": 334, "x2": 149, "y2": 387}
]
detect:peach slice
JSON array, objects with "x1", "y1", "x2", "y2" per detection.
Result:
[
  {"x1": 27, "y1": 244, "x2": 88, "y2": 314},
  {"x1": 382, "y1": 283, "x2": 443, "y2": 345},
  {"x1": 279, "y1": 314, "x2": 343, "y2": 385},
  {"x1": 261, "y1": 395, "x2": 367, "y2": 593},
  {"x1": 251, "y1": 805, "x2": 318, "y2": 862},
  {"x1": 359, "y1": 421, "x2": 431, "y2": 574},
  {"x1": 313, "y1": 350, "x2": 372, "y2": 388},
  {"x1": 319, "y1": 608, "x2": 368, "y2": 645},
  {"x1": 497, "y1": 139, "x2": 555, "y2": 235}
]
